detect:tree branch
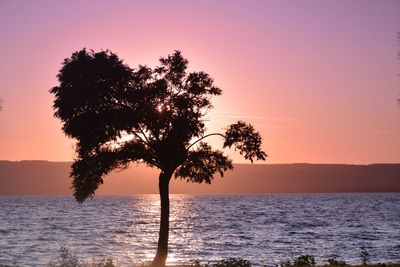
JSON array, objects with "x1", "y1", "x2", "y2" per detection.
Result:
[
  {"x1": 139, "y1": 124, "x2": 151, "y2": 144},
  {"x1": 132, "y1": 131, "x2": 149, "y2": 146},
  {"x1": 187, "y1": 133, "x2": 225, "y2": 151}
]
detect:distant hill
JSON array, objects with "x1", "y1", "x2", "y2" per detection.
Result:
[{"x1": 0, "y1": 160, "x2": 399, "y2": 195}]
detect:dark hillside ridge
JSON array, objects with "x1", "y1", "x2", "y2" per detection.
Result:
[
  {"x1": 223, "y1": 163, "x2": 400, "y2": 194},
  {"x1": 0, "y1": 161, "x2": 399, "y2": 195}
]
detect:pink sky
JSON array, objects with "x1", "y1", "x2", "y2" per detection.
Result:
[{"x1": 0, "y1": 0, "x2": 399, "y2": 164}]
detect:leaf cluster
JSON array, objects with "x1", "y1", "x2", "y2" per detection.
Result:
[{"x1": 223, "y1": 121, "x2": 266, "y2": 163}]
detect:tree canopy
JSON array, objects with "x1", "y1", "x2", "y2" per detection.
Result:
[{"x1": 51, "y1": 49, "x2": 266, "y2": 202}]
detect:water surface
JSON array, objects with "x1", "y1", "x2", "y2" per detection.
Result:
[{"x1": 0, "y1": 194, "x2": 399, "y2": 266}]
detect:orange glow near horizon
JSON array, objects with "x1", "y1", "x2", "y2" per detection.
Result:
[{"x1": 0, "y1": 1, "x2": 399, "y2": 164}]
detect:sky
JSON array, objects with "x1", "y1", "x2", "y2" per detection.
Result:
[{"x1": 0, "y1": 0, "x2": 399, "y2": 164}]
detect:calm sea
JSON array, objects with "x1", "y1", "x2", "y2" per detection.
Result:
[{"x1": 0, "y1": 194, "x2": 399, "y2": 266}]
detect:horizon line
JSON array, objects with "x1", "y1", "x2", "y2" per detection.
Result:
[{"x1": 1, "y1": 159, "x2": 400, "y2": 166}]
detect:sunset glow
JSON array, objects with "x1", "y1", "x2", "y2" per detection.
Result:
[{"x1": 0, "y1": 0, "x2": 399, "y2": 164}]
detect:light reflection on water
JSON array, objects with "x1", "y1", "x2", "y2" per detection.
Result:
[{"x1": 0, "y1": 194, "x2": 400, "y2": 266}]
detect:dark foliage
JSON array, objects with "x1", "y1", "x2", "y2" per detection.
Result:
[
  {"x1": 360, "y1": 248, "x2": 370, "y2": 265},
  {"x1": 281, "y1": 255, "x2": 316, "y2": 267},
  {"x1": 191, "y1": 258, "x2": 252, "y2": 267},
  {"x1": 294, "y1": 255, "x2": 316, "y2": 267},
  {"x1": 210, "y1": 258, "x2": 252, "y2": 267},
  {"x1": 224, "y1": 121, "x2": 266, "y2": 163},
  {"x1": 175, "y1": 142, "x2": 233, "y2": 184},
  {"x1": 327, "y1": 258, "x2": 347, "y2": 267},
  {"x1": 51, "y1": 49, "x2": 266, "y2": 202}
]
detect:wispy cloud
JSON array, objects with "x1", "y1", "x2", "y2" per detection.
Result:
[
  {"x1": 266, "y1": 117, "x2": 303, "y2": 129},
  {"x1": 269, "y1": 117, "x2": 302, "y2": 122},
  {"x1": 361, "y1": 129, "x2": 399, "y2": 135},
  {"x1": 213, "y1": 111, "x2": 266, "y2": 121},
  {"x1": 212, "y1": 112, "x2": 304, "y2": 129},
  {"x1": 226, "y1": 114, "x2": 266, "y2": 120}
]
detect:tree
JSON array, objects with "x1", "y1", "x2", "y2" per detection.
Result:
[
  {"x1": 50, "y1": 49, "x2": 266, "y2": 266},
  {"x1": 0, "y1": 98, "x2": 3, "y2": 111}
]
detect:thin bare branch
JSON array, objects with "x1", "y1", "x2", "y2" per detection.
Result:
[
  {"x1": 132, "y1": 131, "x2": 149, "y2": 146},
  {"x1": 187, "y1": 133, "x2": 225, "y2": 151}
]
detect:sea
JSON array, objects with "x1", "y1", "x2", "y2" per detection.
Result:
[{"x1": 0, "y1": 194, "x2": 399, "y2": 266}]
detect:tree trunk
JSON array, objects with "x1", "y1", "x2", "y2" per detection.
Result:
[{"x1": 152, "y1": 170, "x2": 173, "y2": 267}]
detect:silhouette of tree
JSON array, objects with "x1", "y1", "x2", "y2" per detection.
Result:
[
  {"x1": 0, "y1": 98, "x2": 3, "y2": 111},
  {"x1": 50, "y1": 49, "x2": 266, "y2": 266}
]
